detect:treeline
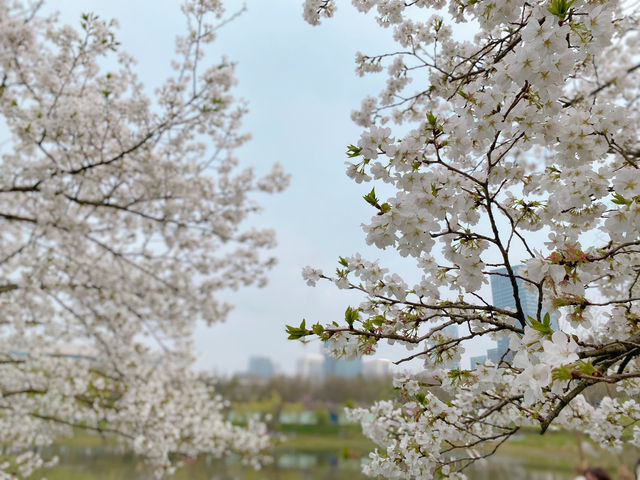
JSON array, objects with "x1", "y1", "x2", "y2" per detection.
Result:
[
  {"x1": 216, "y1": 375, "x2": 399, "y2": 407},
  {"x1": 214, "y1": 373, "x2": 631, "y2": 413}
]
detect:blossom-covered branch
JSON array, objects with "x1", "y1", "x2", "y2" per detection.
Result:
[
  {"x1": 294, "y1": 0, "x2": 640, "y2": 478},
  {"x1": 0, "y1": 0, "x2": 287, "y2": 477}
]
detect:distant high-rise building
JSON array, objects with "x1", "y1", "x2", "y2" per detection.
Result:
[
  {"x1": 362, "y1": 358, "x2": 392, "y2": 377},
  {"x1": 486, "y1": 347, "x2": 500, "y2": 364},
  {"x1": 299, "y1": 354, "x2": 325, "y2": 381},
  {"x1": 247, "y1": 356, "x2": 274, "y2": 380},
  {"x1": 441, "y1": 324, "x2": 460, "y2": 369},
  {"x1": 490, "y1": 265, "x2": 559, "y2": 361},
  {"x1": 322, "y1": 341, "x2": 363, "y2": 378},
  {"x1": 470, "y1": 355, "x2": 487, "y2": 369},
  {"x1": 324, "y1": 356, "x2": 362, "y2": 378}
]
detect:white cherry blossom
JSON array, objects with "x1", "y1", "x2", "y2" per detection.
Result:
[
  {"x1": 542, "y1": 331, "x2": 579, "y2": 367},
  {"x1": 0, "y1": 0, "x2": 287, "y2": 477},
  {"x1": 296, "y1": 0, "x2": 640, "y2": 477}
]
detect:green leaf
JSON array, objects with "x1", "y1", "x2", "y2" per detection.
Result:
[
  {"x1": 552, "y1": 296, "x2": 572, "y2": 308},
  {"x1": 448, "y1": 369, "x2": 473, "y2": 385},
  {"x1": 612, "y1": 193, "x2": 631, "y2": 206},
  {"x1": 338, "y1": 256, "x2": 348, "y2": 267},
  {"x1": 345, "y1": 306, "x2": 359, "y2": 327},
  {"x1": 457, "y1": 90, "x2": 476, "y2": 104},
  {"x1": 552, "y1": 365, "x2": 572, "y2": 380},
  {"x1": 576, "y1": 360, "x2": 596, "y2": 376},
  {"x1": 380, "y1": 202, "x2": 391, "y2": 213},
  {"x1": 528, "y1": 315, "x2": 553, "y2": 336},
  {"x1": 426, "y1": 111, "x2": 438, "y2": 128},
  {"x1": 363, "y1": 188, "x2": 379, "y2": 207},
  {"x1": 547, "y1": 0, "x2": 575, "y2": 19},
  {"x1": 285, "y1": 319, "x2": 311, "y2": 340},
  {"x1": 346, "y1": 144, "x2": 363, "y2": 158}
]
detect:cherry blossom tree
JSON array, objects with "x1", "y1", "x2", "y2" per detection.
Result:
[
  {"x1": 292, "y1": 0, "x2": 640, "y2": 478},
  {"x1": 0, "y1": 0, "x2": 287, "y2": 477}
]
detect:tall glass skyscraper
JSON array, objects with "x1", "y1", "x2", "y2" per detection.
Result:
[
  {"x1": 323, "y1": 341, "x2": 363, "y2": 378},
  {"x1": 247, "y1": 356, "x2": 275, "y2": 379},
  {"x1": 490, "y1": 265, "x2": 558, "y2": 360},
  {"x1": 441, "y1": 324, "x2": 460, "y2": 369},
  {"x1": 324, "y1": 355, "x2": 363, "y2": 378}
]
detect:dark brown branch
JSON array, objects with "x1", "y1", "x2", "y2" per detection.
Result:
[{"x1": 540, "y1": 381, "x2": 591, "y2": 433}]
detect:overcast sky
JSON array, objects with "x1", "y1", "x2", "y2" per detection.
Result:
[{"x1": 49, "y1": 0, "x2": 494, "y2": 375}]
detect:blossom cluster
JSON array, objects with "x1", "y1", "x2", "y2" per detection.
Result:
[
  {"x1": 298, "y1": 0, "x2": 640, "y2": 478},
  {"x1": 0, "y1": 0, "x2": 287, "y2": 477}
]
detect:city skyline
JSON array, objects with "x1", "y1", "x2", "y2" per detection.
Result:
[{"x1": 244, "y1": 351, "x2": 391, "y2": 380}]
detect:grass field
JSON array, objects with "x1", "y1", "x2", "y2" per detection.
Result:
[{"x1": 496, "y1": 428, "x2": 637, "y2": 477}]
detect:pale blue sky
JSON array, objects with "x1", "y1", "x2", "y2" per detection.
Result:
[{"x1": 49, "y1": 0, "x2": 493, "y2": 374}]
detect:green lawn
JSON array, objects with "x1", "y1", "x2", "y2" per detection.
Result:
[
  {"x1": 493, "y1": 428, "x2": 636, "y2": 476},
  {"x1": 276, "y1": 432, "x2": 374, "y2": 456}
]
